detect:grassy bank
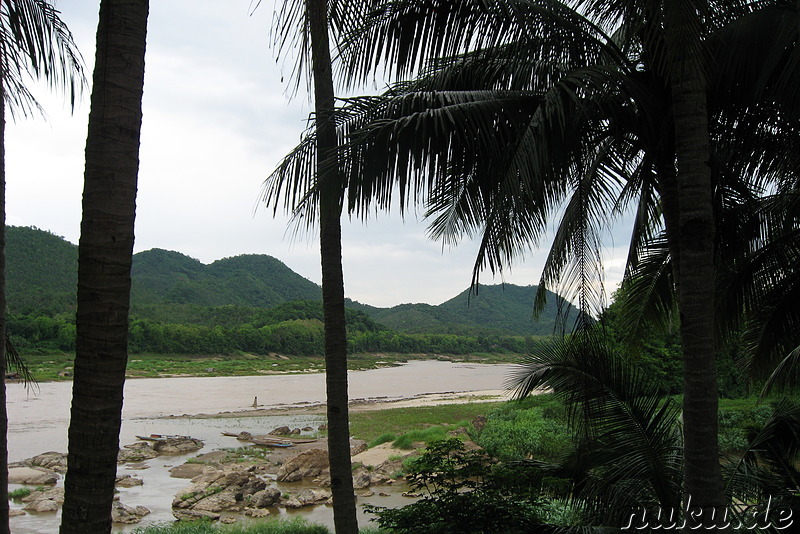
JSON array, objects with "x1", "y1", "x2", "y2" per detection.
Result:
[{"x1": 18, "y1": 351, "x2": 521, "y2": 381}]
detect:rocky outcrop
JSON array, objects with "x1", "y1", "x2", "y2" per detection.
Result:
[
  {"x1": 152, "y1": 437, "x2": 204, "y2": 454},
  {"x1": 172, "y1": 466, "x2": 273, "y2": 519},
  {"x1": 275, "y1": 448, "x2": 329, "y2": 482},
  {"x1": 173, "y1": 509, "x2": 221, "y2": 521},
  {"x1": 249, "y1": 487, "x2": 281, "y2": 508},
  {"x1": 119, "y1": 442, "x2": 159, "y2": 463},
  {"x1": 8, "y1": 466, "x2": 59, "y2": 485},
  {"x1": 115, "y1": 474, "x2": 143, "y2": 487},
  {"x1": 111, "y1": 501, "x2": 150, "y2": 524},
  {"x1": 282, "y1": 488, "x2": 331, "y2": 508},
  {"x1": 12, "y1": 451, "x2": 68, "y2": 473},
  {"x1": 21, "y1": 487, "x2": 64, "y2": 512}
]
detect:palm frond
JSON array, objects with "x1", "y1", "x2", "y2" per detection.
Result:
[
  {"x1": 1, "y1": 0, "x2": 86, "y2": 117},
  {"x1": 508, "y1": 329, "x2": 682, "y2": 523}
]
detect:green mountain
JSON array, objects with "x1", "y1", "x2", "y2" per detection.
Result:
[
  {"x1": 6, "y1": 225, "x2": 575, "y2": 336},
  {"x1": 6, "y1": 226, "x2": 78, "y2": 313},
  {"x1": 355, "y1": 284, "x2": 574, "y2": 336},
  {"x1": 131, "y1": 249, "x2": 321, "y2": 308}
]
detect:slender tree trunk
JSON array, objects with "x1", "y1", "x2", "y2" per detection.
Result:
[
  {"x1": 60, "y1": 1, "x2": 148, "y2": 531},
  {"x1": 665, "y1": 1, "x2": 726, "y2": 529},
  {"x1": 0, "y1": 53, "x2": 9, "y2": 534},
  {"x1": 307, "y1": 1, "x2": 358, "y2": 532}
]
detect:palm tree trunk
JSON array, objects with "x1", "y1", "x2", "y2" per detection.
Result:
[
  {"x1": 307, "y1": 1, "x2": 358, "y2": 532},
  {"x1": 0, "y1": 56, "x2": 10, "y2": 534},
  {"x1": 665, "y1": 1, "x2": 726, "y2": 528},
  {"x1": 60, "y1": 1, "x2": 148, "y2": 531}
]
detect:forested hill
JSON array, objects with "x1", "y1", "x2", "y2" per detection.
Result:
[
  {"x1": 6, "y1": 225, "x2": 575, "y2": 336},
  {"x1": 354, "y1": 284, "x2": 574, "y2": 336},
  {"x1": 131, "y1": 249, "x2": 321, "y2": 308}
]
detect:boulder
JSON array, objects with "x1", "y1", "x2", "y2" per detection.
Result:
[
  {"x1": 248, "y1": 487, "x2": 281, "y2": 508},
  {"x1": 8, "y1": 466, "x2": 58, "y2": 485},
  {"x1": 22, "y1": 487, "x2": 64, "y2": 512},
  {"x1": 350, "y1": 442, "x2": 368, "y2": 456},
  {"x1": 276, "y1": 448, "x2": 329, "y2": 482},
  {"x1": 9, "y1": 509, "x2": 26, "y2": 517},
  {"x1": 172, "y1": 468, "x2": 268, "y2": 514},
  {"x1": 119, "y1": 442, "x2": 159, "y2": 463},
  {"x1": 115, "y1": 474, "x2": 144, "y2": 487},
  {"x1": 245, "y1": 507, "x2": 271, "y2": 518},
  {"x1": 152, "y1": 437, "x2": 204, "y2": 454},
  {"x1": 270, "y1": 426, "x2": 291, "y2": 436},
  {"x1": 352, "y1": 468, "x2": 372, "y2": 489},
  {"x1": 282, "y1": 488, "x2": 331, "y2": 508},
  {"x1": 111, "y1": 501, "x2": 150, "y2": 524},
  {"x1": 169, "y1": 463, "x2": 208, "y2": 479},
  {"x1": 173, "y1": 509, "x2": 221, "y2": 521},
  {"x1": 13, "y1": 451, "x2": 68, "y2": 473}
]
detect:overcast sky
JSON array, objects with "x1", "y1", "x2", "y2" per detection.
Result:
[{"x1": 5, "y1": 1, "x2": 628, "y2": 308}]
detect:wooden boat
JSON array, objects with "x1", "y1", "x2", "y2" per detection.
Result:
[
  {"x1": 221, "y1": 431, "x2": 317, "y2": 445},
  {"x1": 250, "y1": 438, "x2": 294, "y2": 448}
]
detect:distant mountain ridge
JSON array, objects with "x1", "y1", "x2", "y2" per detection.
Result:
[{"x1": 6, "y1": 225, "x2": 575, "y2": 336}]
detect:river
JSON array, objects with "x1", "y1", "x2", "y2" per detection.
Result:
[{"x1": 8, "y1": 360, "x2": 515, "y2": 532}]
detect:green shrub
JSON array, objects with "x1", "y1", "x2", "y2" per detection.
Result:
[
  {"x1": 366, "y1": 439, "x2": 543, "y2": 534},
  {"x1": 478, "y1": 406, "x2": 571, "y2": 462},
  {"x1": 133, "y1": 517, "x2": 331, "y2": 533},
  {"x1": 392, "y1": 426, "x2": 449, "y2": 450},
  {"x1": 9, "y1": 487, "x2": 31, "y2": 500},
  {"x1": 368, "y1": 433, "x2": 396, "y2": 448}
]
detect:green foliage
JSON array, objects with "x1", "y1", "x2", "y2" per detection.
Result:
[
  {"x1": 478, "y1": 405, "x2": 571, "y2": 463},
  {"x1": 132, "y1": 518, "x2": 331, "y2": 533},
  {"x1": 360, "y1": 284, "x2": 577, "y2": 336},
  {"x1": 367, "y1": 433, "x2": 396, "y2": 448},
  {"x1": 349, "y1": 403, "x2": 498, "y2": 444},
  {"x1": 392, "y1": 426, "x2": 450, "y2": 450},
  {"x1": 366, "y1": 439, "x2": 543, "y2": 534},
  {"x1": 8, "y1": 487, "x2": 32, "y2": 500}
]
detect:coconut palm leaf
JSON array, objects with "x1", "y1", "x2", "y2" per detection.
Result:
[
  {"x1": 723, "y1": 398, "x2": 800, "y2": 508},
  {"x1": 3, "y1": 334, "x2": 35, "y2": 389},
  {"x1": 0, "y1": 0, "x2": 85, "y2": 117},
  {"x1": 508, "y1": 329, "x2": 682, "y2": 525}
]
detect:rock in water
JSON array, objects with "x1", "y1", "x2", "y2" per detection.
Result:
[
  {"x1": 275, "y1": 448, "x2": 329, "y2": 482},
  {"x1": 152, "y1": 437, "x2": 204, "y2": 454}
]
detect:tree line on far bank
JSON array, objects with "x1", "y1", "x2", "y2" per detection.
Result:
[{"x1": 7, "y1": 299, "x2": 546, "y2": 357}]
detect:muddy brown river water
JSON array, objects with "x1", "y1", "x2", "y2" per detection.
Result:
[{"x1": 7, "y1": 360, "x2": 514, "y2": 532}]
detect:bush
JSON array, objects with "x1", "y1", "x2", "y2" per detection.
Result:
[
  {"x1": 366, "y1": 439, "x2": 543, "y2": 534},
  {"x1": 478, "y1": 406, "x2": 571, "y2": 462}
]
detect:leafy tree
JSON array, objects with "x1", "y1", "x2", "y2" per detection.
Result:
[
  {"x1": 367, "y1": 438, "x2": 544, "y2": 534},
  {"x1": 60, "y1": 1, "x2": 149, "y2": 531},
  {"x1": 0, "y1": 2, "x2": 83, "y2": 530}
]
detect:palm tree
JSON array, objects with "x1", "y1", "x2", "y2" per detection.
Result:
[
  {"x1": 59, "y1": 1, "x2": 149, "y2": 531},
  {"x1": 270, "y1": 1, "x2": 358, "y2": 530},
  {"x1": 510, "y1": 327, "x2": 800, "y2": 529},
  {"x1": 0, "y1": 2, "x2": 83, "y2": 530},
  {"x1": 265, "y1": 0, "x2": 800, "y2": 521}
]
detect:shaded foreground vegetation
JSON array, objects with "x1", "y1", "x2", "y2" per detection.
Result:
[{"x1": 132, "y1": 517, "x2": 386, "y2": 534}]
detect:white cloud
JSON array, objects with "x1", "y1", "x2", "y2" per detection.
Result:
[{"x1": 5, "y1": 0, "x2": 631, "y2": 309}]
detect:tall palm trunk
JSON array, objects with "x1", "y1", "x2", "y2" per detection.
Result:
[
  {"x1": 307, "y1": 1, "x2": 358, "y2": 532},
  {"x1": 60, "y1": 1, "x2": 148, "y2": 531},
  {"x1": 0, "y1": 58, "x2": 9, "y2": 534},
  {"x1": 665, "y1": 1, "x2": 726, "y2": 527}
]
